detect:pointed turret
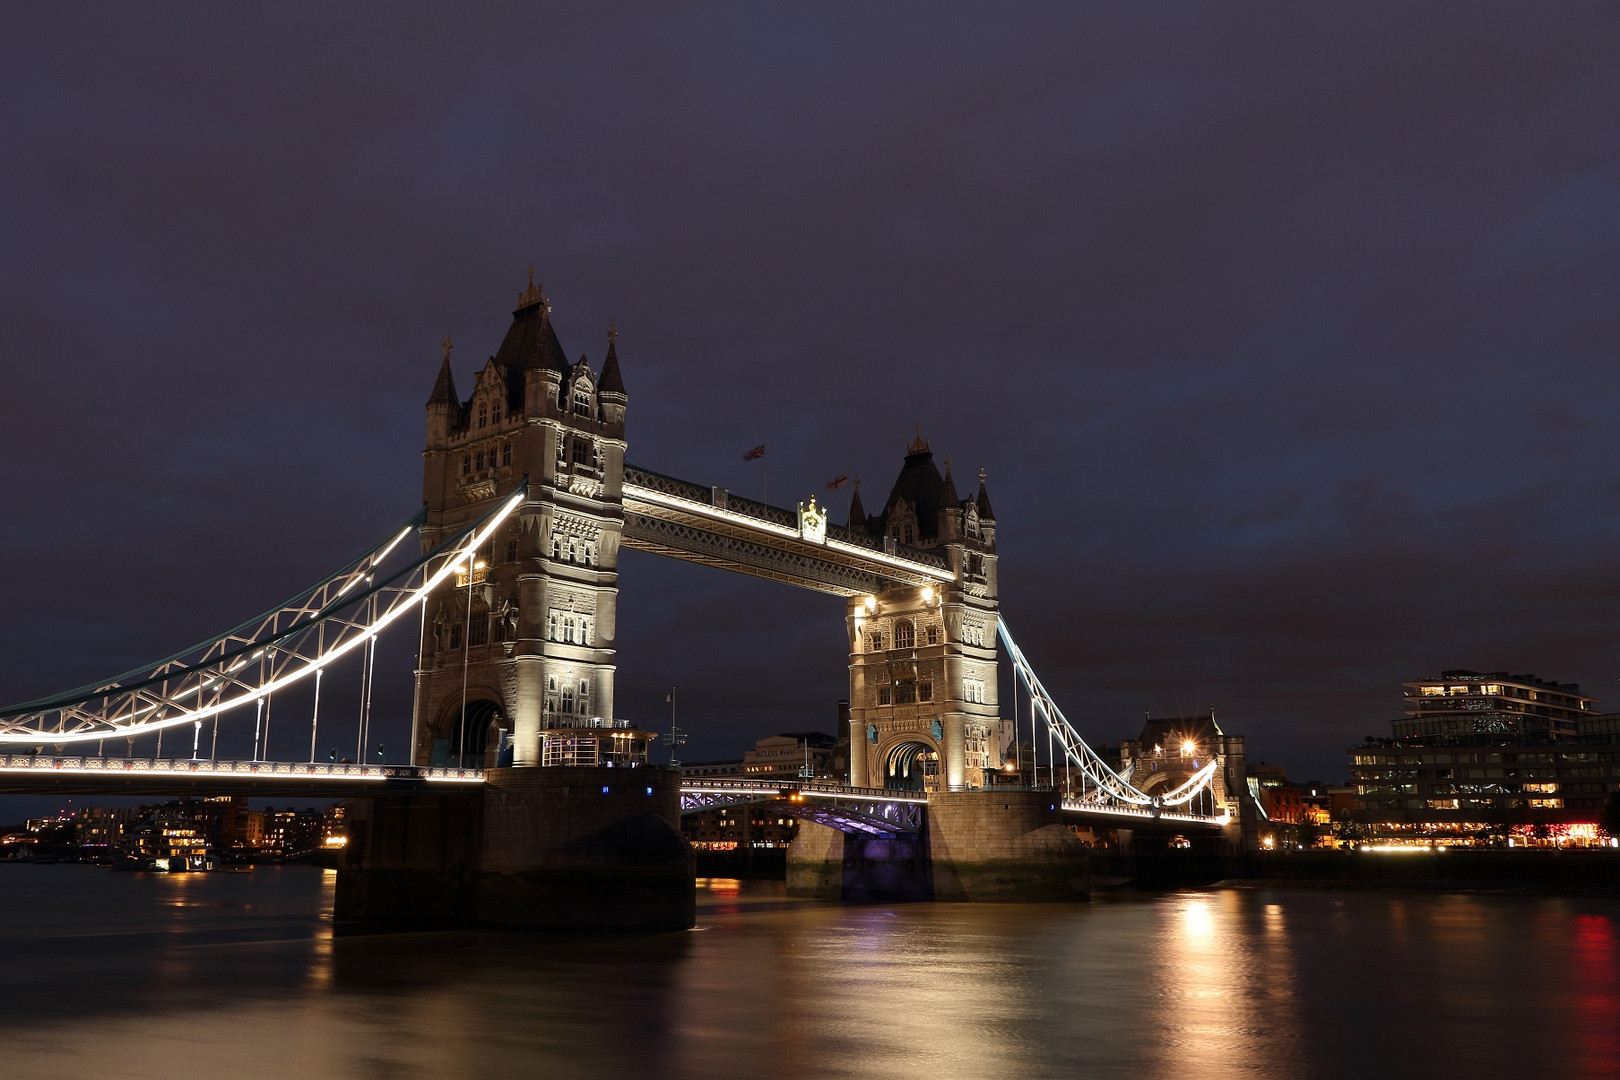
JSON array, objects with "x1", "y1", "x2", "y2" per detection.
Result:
[
  {"x1": 427, "y1": 336, "x2": 458, "y2": 406},
  {"x1": 599, "y1": 324, "x2": 626, "y2": 395},
  {"x1": 941, "y1": 458, "x2": 960, "y2": 507},
  {"x1": 847, "y1": 479, "x2": 867, "y2": 533},
  {"x1": 425, "y1": 335, "x2": 460, "y2": 451},
  {"x1": 938, "y1": 457, "x2": 962, "y2": 541},
  {"x1": 975, "y1": 467, "x2": 996, "y2": 521}
]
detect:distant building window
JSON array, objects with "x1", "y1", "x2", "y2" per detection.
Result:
[
  {"x1": 501, "y1": 442, "x2": 513, "y2": 467},
  {"x1": 926, "y1": 625, "x2": 939, "y2": 645},
  {"x1": 572, "y1": 438, "x2": 592, "y2": 466},
  {"x1": 894, "y1": 620, "x2": 915, "y2": 649},
  {"x1": 461, "y1": 455, "x2": 472, "y2": 477},
  {"x1": 918, "y1": 681, "x2": 933, "y2": 702},
  {"x1": 868, "y1": 633, "x2": 883, "y2": 652},
  {"x1": 469, "y1": 614, "x2": 488, "y2": 647},
  {"x1": 878, "y1": 686, "x2": 892, "y2": 705},
  {"x1": 574, "y1": 390, "x2": 591, "y2": 416}
]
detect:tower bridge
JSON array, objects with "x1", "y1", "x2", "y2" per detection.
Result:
[{"x1": 0, "y1": 278, "x2": 1249, "y2": 927}]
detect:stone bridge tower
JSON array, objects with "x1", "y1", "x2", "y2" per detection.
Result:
[
  {"x1": 413, "y1": 277, "x2": 635, "y2": 768},
  {"x1": 845, "y1": 432, "x2": 1002, "y2": 792}
]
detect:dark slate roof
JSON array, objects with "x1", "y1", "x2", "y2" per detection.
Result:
[
  {"x1": 427, "y1": 355, "x2": 458, "y2": 407},
  {"x1": 491, "y1": 300, "x2": 569, "y2": 410},
  {"x1": 599, "y1": 333, "x2": 626, "y2": 395},
  {"x1": 871, "y1": 447, "x2": 946, "y2": 541},
  {"x1": 1137, "y1": 713, "x2": 1224, "y2": 747}
]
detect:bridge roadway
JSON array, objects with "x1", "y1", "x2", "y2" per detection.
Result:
[{"x1": 0, "y1": 755, "x2": 1226, "y2": 832}]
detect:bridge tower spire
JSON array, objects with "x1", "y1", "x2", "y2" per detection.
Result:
[
  {"x1": 414, "y1": 279, "x2": 632, "y2": 767},
  {"x1": 846, "y1": 432, "x2": 1000, "y2": 792}
]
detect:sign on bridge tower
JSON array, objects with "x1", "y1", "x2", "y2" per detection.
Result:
[
  {"x1": 845, "y1": 433, "x2": 1002, "y2": 792},
  {"x1": 415, "y1": 277, "x2": 638, "y2": 768}
]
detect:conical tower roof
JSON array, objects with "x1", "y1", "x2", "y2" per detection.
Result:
[
  {"x1": 941, "y1": 457, "x2": 960, "y2": 507},
  {"x1": 847, "y1": 479, "x2": 867, "y2": 532},
  {"x1": 975, "y1": 469, "x2": 996, "y2": 521},
  {"x1": 427, "y1": 338, "x2": 458, "y2": 406},
  {"x1": 599, "y1": 325, "x2": 626, "y2": 395}
]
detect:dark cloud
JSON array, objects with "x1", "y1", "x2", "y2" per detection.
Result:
[{"x1": 2, "y1": 3, "x2": 1619, "y2": 811}]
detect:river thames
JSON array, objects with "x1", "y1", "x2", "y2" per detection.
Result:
[{"x1": 2, "y1": 864, "x2": 1616, "y2": 1079}]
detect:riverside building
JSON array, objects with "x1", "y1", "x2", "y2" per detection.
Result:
[{"x1": 1349, "y1": 670, "x2": 1620, "y2": 846}]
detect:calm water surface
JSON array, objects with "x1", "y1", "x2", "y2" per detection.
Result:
[{"x1": 1, "y1": 864, "x2": 1617, "y2": 1079}]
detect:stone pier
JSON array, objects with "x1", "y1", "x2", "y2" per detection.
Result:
[
  {"x1": 786, "y1": 789, "x2": 1088, "y2": 902},
  {"x1": 335, "y1": 765, "x2": 694, "y2": 931}
]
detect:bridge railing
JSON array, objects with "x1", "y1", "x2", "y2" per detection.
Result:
[{"x1": 678, "y1": 777, "x2": 930, "y2": 805}]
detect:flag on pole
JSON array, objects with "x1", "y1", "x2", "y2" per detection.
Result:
[
  {"x1": 826, "y1": 473, "x2": 849, "y2": 491},
  {"x1": 743, "y1": 444, "x2": 766, "y2": 461}
]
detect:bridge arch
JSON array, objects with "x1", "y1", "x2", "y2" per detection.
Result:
[
  {"x1": 1135, "y1": 766, "x2": 1219, "y2": 818},
  {"x1": 880, "y1": 736, "x2": 941, "y2": 792},
  {"x1": 433, "y1": 691, "x2": 507, "y2": 768}
]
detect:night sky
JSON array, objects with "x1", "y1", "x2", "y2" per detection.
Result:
[{"x1": 3, "y1": 5, "x2": 1619, "y2": 808}]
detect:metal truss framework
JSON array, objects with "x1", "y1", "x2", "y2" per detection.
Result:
[
  {"x1": 622, "y1": 464, "x2": 954, "y2": 597},
  {"x1": 0, "y1": 490, "x2": 527, "y2": 748},
  {"x1": 999, "y1": 619, "x2": 1227, "y2": 825},
  {"x1": 680, "y1": 779, "x2": 927, "y2": 835}
]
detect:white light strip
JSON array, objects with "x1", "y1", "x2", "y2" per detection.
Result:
[
  {"x1": 0, "y1": 494, "x2": 524, "y2": 745},
  {"x1": 680, "y1": 783, "x2": 928, "y2": 805},
  {"x1": 0, "y1": 755, "x2": 485, "y2": 784},
  {"x1": 625, "y1": 484, "x2": 955, "y2": 582}
]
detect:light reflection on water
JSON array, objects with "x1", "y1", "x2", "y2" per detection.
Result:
[{"x1": 1, "y1": 865, "x2": 1618, "y2": 1079}]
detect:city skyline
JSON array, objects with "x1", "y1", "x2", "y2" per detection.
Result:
[{"x1": 4, "y1": 7, "x2": 1620, "y2": 791}]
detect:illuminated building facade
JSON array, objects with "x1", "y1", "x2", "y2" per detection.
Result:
[
  {"x1": 415, "y1": 277, "x2": 652, "y2": 768},
  {"x1": 1350, "y1": 670, "x2": 1620, "y2": 843},
  {"x1": 1396, "y1": 670, "x2": 1592, "y2": 742},
  {"x1": 844, "y1": 434, "x2": 1002, "y2": 791}
]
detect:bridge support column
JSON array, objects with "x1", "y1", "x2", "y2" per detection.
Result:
[
  {"x1": 926, "y1": 790, "x2": 1088, "y2": 901},
  {"x1": 336, "y1": 766, "x2": 694, "y2": 931},
  {"x1": 786, "y1": 821, "x2": 933, "y2": 903}
]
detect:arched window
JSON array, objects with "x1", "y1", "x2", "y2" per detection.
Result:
[
  {"x1": 573, "y1": 389, "x2": 591, "y2": 416},
  {"x1": 548, "y1": 613, "x2": 558, "y2": 640},
  {"x1": 894, "y1": 620, "x2": 915, "y2": 649},
  {"x1": 561, "y1": 685, "x2": 575, "y2": 713}
]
